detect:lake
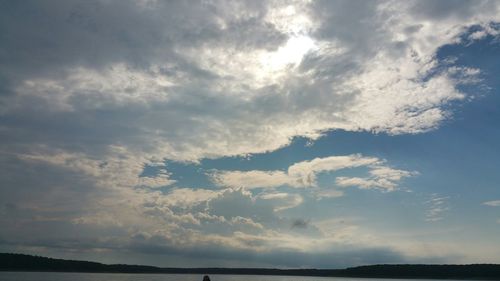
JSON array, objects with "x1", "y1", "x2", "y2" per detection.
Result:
[{"x1": 0, "y1": 272, "x2": 469, "y2": 281}]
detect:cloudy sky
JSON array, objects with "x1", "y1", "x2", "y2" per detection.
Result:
[{"x1": 1, "y1": 0, "x2": 500, "y2": 268}]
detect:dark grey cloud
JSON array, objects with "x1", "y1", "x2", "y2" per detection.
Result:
[
  {"x1": 291, "y1": 218, "x2": 309, "y2": 229},
  {"x1": 0, "y1": 231, "x2": 453, "y2": 268},
  {"x1": 309, "y1": 0, "x2": 385, "y2": 53},
  {"x1": 0, "y1": 154, "x2": 96, "y2": 214},
  {"x1": 0, "y1": 0, "x2": 288, "y2": 160},
  {"x1": 410, "y1": 0, "x2": 499, "y2": 20},
  {"x1": 0, "y1": 0, "x2": 284, "y2": 81}
]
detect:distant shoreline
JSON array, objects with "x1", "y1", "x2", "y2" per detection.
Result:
[{"x1": 2, "y1": 253, "x2": 500, "y2": 280}]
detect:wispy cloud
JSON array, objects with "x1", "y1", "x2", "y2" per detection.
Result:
[
  {"x1": 336, "y1": 167, "x2": 417, "y2": 192},
  {"x1": 483, "y1": 200, "x2": 500, "y2": 207},
  {"x1": 425, "y1": 194, "x2": 451, "y2": 222}
]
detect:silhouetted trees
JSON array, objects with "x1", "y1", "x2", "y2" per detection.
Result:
[{"x1": 2, "y1": 253, "x2": 500, "y2": 279}]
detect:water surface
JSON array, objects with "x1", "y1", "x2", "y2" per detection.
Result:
[{"x1": 0, "y1": 272, "x2": 469, "y2": 281}]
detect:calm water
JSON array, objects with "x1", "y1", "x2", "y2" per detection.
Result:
[{"x1": 0, "y1": 272, "x2": 468, "y2": 281}]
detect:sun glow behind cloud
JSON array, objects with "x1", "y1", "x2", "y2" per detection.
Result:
[{"x1": 260, "y1": 35, "x2": 317, "y2": 71}]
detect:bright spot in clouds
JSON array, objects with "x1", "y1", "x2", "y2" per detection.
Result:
[{"x1": 260, "y1": 35, "x2": 317, "y2": 71}]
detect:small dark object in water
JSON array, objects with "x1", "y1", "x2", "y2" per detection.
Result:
[{"x1": 203, "y1": 275, "x2": 211, "y2": 281}]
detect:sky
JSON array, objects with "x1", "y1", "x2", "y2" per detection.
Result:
[{"x1": 0, "y1": 0, "x2": 500, "y2": 269}]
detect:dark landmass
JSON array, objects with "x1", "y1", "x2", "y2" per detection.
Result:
[{"x1": 2, "y1": 253, "x2": 500, "y2": 280}]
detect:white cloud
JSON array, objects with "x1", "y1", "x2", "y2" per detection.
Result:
[
  {"x1": 138, "y1": 176, "x2": 175, "y2": 188},
  {"x1": 483, "y1": 200, "x2": 500, "y2": 207},
  {"x1": 11, "y1": 64, "x2": 174, "y2": 113},
  {"x1": 336, "y1": 177, "x2": 383, "y2": 190},
  {"x1": 162, "y1": 188, "x2": 221, "y2": 209},
  {"x1": 211, "y1": 170, "x2": 292, "y2": 189},
  {"x1": 230, "y1": 216, "x2": 264, "y2": 230},
  {"x1": 212, "y1": 154, "x2": 414, "y2": 192},
  {"x1": 287, "y1": 155, "x2": 381, "y2": 186},
  {"x1": 258, "y1": 192, "x2": 304, "y2": 211},
  {"x1": 138, "y1": 169, "x2": 176, "y2": 188},
  {"x1": 336, "y1": 167, "x2": 417, "y2": 191},
  {"x1": 18, "y1": 147, "x2": 176, "y2": 190}
]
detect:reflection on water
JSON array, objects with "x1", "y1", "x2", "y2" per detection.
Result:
[{"x1": 0, "y1": 272, "x2": 467, "y2": 281}]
